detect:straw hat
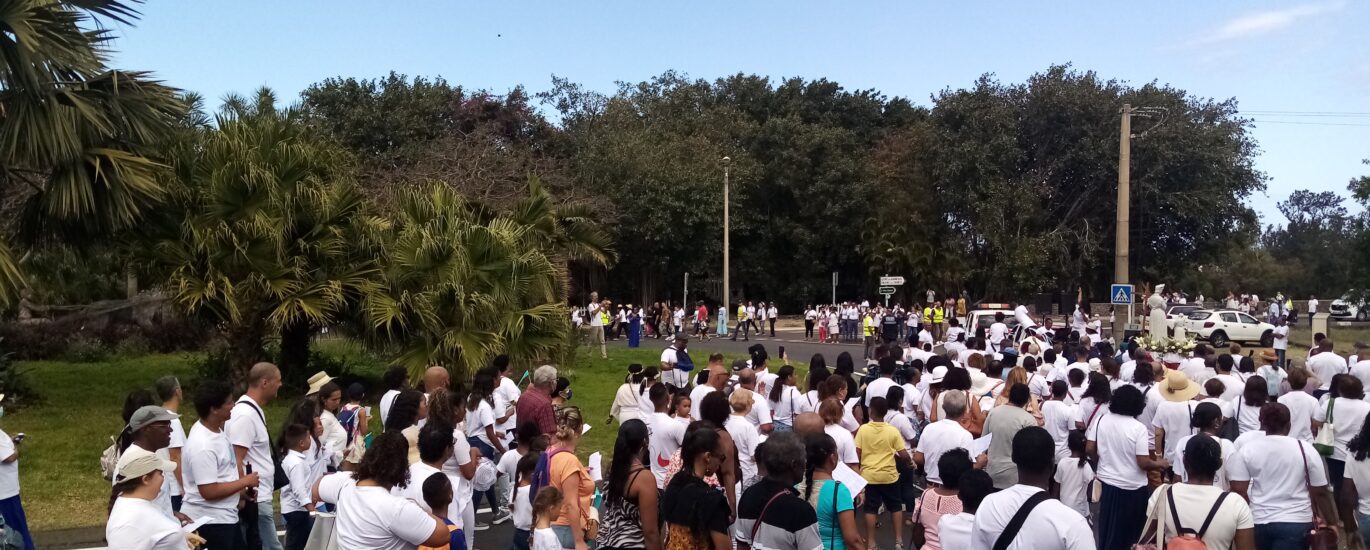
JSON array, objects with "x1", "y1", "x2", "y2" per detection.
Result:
[
  {"x1": 306, "y1": 371, "x2": 334, "y2": 396},
  {"x1": 1260, "y1": 349, "x2": 1278, "y2": 363},
  {"x1": 1161, "y1": 371, "x2": 1201, "y2": 402}
]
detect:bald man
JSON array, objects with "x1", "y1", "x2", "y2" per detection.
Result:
[
  {"x1": 423, "y1": 366, "x2": 450, "y2": 394},
  {"x1": 793, "y1": 412, "x2": 824, "y2": 436},
  {"x1": 226, "y1": 362, "x2": 283, "y2": 550},
  {"x1": 736, "y1": 368, "x2": 774, "y2": 434},
  {"x1": 690, "y1": 354, "x2": 729, "y2": 421}
]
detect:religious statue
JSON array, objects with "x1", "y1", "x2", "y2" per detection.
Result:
[{"x1": 1147, "y1": 283, "x2": 1169, "y2": 343}]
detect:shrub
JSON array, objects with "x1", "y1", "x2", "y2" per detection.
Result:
[
  {"x1": 113, "y1": 334, "x2": 152, "y2": 357},
  {"x1": 63, "y1": 335, "x2": 109, "y2": 363},
  {"x1": 0, "y1": 339, "x2": 38, "y2": 406}
]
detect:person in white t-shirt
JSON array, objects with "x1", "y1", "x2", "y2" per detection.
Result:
[
  {"x1": 316, "y1": 432, "x2": 449, "y2": 550},
  {"x1": 1148, "y1": 434, "x2": 1255, "y2": 549},
  {"x1": 971, "y1": 427, "x2": 1093, "y2": 550},
  {"x1": 402, "y1": 423, "x2": 455, "y2": 515},
  {"x1": 915, "y1": 392, "x2": 976, "y2": 484},
  {"x1": 1153, "y1": 371, "x2": 1202, "y2": 466},
  {"x1": 225, "y1": 362, "x2": 283, "y2": 550},
  {"x1": 1041, "y1": 381, "x2": 1078, "y2": 462},
  {"x1": 493, "y1": 356, "x2": 521, "y2": 442},
  {"x1": 279, "y1": 424, "x2": 319, "y2": 550},
  {"x1": 1053, "y1": 431, "x2": 1094, "y2": 519},
  {"x1": 1229, "y1": 403, "x2": 1338, "y2": 549},
  {"x1": 727, "y1": 390, "x2": 762, "y2": 485},
  {"x1": 114, "y1": 406, "x2": 184, "y2": 522},
  {"x1": 1169, "y1": 403, "x2": 1237, "y2": 490},
  {"x1": 1314, "y1": 374, "x2": 1370, "y2": 498},
  {"x1": 106, "y1": 450, "x2": 184, "y2": 550},
  {"x1": 988, "y1": 312, "x2": 1009, "y2": 349},
  {"x1": 1270, "y1": 317, "x2": 1290, "y2": 369},
  {"x1": 736, "y1": 369, "x2": 774, "y2": 434},
  {"x1": 689, "y1": 357, "x2": 727, "y2": 421},
  {"x1": 379, "y1": 365, "x2": 409, "y2": 427},
  {"x1": 1276, "y1": 368, "x2": 1318, "y2": 442},
  {"x1": 659, "y1": 335, "x2": 691, "y2": 390},
  {"x1": 817, "y1": 399, "x2": 860, "y2": 474},
  {"x1": 645, "y1": 385, "x2": 686, "y2": 489},
  {"x1": 1087, "y1": 385, "x2": 1171, "y2": 549},
  {"x1": 1307, "y1": 339, "x2": 1348, "y2": 395},
  {"x1": 182, "y1": 380, "x2": 257, "y2": 549},
  {"x1": 153, "y1": 376, "x2": 189, "y2": 514}
]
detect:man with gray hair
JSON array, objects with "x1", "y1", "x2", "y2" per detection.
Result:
[
  {"x1": 516, "y1": 365, "x2": 559, "y2": 436},
  {"x1": 914, "y1": 390, "x2": 975, "y2": 485},
  {"x1": 734, "y1": 432, "x2": 822, "y2": 550}
]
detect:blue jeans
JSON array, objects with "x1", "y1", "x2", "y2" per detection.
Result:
[
  {"x1": 1254, "y1": 522, "x2": 1311, "y2": 550},
  {"x1": 257, "y1": 499, "x2": 284, "y2": 550},
  {"x1": 513, "y1": 528, "x2": 532, "y2": 550},
  {"x1": 1358, "y1": 512, "x2": 1370, "y2": 549},
  {"x1": 282, "y1": 511, "x2": 312, "y2": 550},
  {"x1": 773, "y1": 420, "x2": 793, "y2": 432},
  {"x1": 1276, "y1": 348, "x2": 1287, "y2": 368},
  {"x1": 551, "y1": 525, "x2": 577, "y2": 549},
  {"x1": 468, "y1": 437, "x2": 502, "y2": 519}
]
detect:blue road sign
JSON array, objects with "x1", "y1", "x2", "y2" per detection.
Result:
[{"x1": 1111, "y1": 284, "x2": 1134, "y2": 305}]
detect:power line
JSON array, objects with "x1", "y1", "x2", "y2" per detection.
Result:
[
  {"x1": 1240, "y1": 110, "x2": 1370, "y2": 116},
  {"x1": 1249, "y1": 119, "x2": 1370, "y2": 127}
]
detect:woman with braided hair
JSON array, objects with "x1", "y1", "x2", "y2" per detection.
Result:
[
  {"x1": 1146, "y1": 434, "x2": 1255, "y2": 549},
  {"x1": 802, "y1": 433, "x2": 863, "y2": 550}
]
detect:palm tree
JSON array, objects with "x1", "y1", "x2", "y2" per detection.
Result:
[
  {"x1": 364, "y1": 183, "x2": 571, "y2": 380},
  {"x1": 507, "y1": 175, "x2": 616, "y2": 301},
  {"x1": 0, "y1": 0, "x2": 183, "y2": 306},
  {"x1": 138, "y1": 89, "x2": 379, "y2": 386}
]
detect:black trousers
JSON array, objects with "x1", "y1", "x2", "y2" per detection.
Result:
[
  {"x1": 283, "y1": 511, "x2": 313, "y2": 550},
  {"x1": 804, "y1": 320, "x2": 814, "y2": 338},
  {"x1": 769, "y1": 318, "x2": 776, "y2": 336},
  {"x1": 198, "y1": 523, "x2": 246, "y2": 550}
]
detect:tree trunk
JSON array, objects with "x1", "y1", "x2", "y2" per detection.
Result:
[
  {"x1": 223, "y1": 317, "x2": 268, "y2": 391},
  {"x1": 278, "y1": 321, "x2": 314, "y2": 382}
]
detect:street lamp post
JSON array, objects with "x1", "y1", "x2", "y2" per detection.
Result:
[{"x1": 722, "y1": 156, "x2": 731, "y2": 327}]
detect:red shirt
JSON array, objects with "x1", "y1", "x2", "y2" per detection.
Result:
[
  {"x1": 517, "y1": 386, "x2": 556, "y2": 435},
  {"x1": 697, "y1": 306, "x2": 708, "y2": 322}
]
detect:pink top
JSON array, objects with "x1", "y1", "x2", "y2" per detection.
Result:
[{"x1": 915, "y1": 489, "x2": 964, "y2": 550}]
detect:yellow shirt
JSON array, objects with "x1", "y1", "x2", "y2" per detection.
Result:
[
  {"x1": 956, "y1": 298, "x2": 967, "y2": 316},
  {"x1": 855, "y1": 421, "x2": 905, "y2": 484}
]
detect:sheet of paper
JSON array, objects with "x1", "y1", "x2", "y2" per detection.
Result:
[
  {"x1": 832, "y1": 461, "x2": 867, "y2": 496},
  {"x1": 582, "y1": 424, "x2": 592, "y2": 435},
  {"x1": 182, "y1": 516, "x2": 211, "y2": 534},
  {"x1": 588, "y1": 452, "x2": 604, "y2": 481},
  {"x1": 970, "y1": 433, "x2": 993, "y2": 457}
]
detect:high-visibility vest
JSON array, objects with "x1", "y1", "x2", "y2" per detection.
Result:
[
  {"x1": 923, "y1": 306, "x2": 932, "y2": 321},
  {"x1": 863, "y1": 316, "x2": 875, "y2": 336},
  {"x1": 737, "y1": 305, "x2": 747, "y2": 320},
  {"x1": 933, "y1": 307, "x2": 945, "y2": 324}
]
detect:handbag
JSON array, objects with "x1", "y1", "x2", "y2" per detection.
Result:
[
  {"x1": 1314, "y1": 397, "x2": 1337, "y2": 457},
  {"x1": 959, "y1": 391, "x2": 986, "y2": 436},
  {"x1": 1218, "y1": 399, "x2": 1240, "y2": 441},
  {"x1": 1299, "y1": 442, "x2": 1338, "y2": 549},
  {"x1": 908, "y1": 488, "x2": 927, "y2": 549}
]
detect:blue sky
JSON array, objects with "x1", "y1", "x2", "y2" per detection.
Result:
[{"x1": 107, "y1": 1, "x2": 1369, "y2": 223}]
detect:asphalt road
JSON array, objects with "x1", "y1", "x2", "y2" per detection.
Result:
[{"x1": 607, "y1": 325, "x2": 874, "y2": 365}]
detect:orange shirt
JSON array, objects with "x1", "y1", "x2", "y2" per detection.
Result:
[{"x1": 550, "y1": 450, "x2": 594, "y2": 527}]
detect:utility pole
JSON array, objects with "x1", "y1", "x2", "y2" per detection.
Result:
[
  {"x1": 1114, "y1": 104, "x2": 1132, "y2": 343},
  {"x1": 722, "y1": 157, "x2": 731, "y2": 327}
]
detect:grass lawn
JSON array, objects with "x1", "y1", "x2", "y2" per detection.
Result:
[{"x1": 6, "y1": 340, "x2": 771, "y2": 531}]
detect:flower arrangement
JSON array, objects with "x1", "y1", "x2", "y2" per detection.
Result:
[{"x1": 1134, "y1": 333, "x2": 1198, "y2": 356}]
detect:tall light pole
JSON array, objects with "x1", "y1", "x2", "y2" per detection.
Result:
[
  {"x1": 1114, "y1": 104, "x2": 1132, "y2": 343},
  {"x1": 722, "y1": 156, "x2": 731, "y2": 324}
]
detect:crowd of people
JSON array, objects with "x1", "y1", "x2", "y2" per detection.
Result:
[{"x1": 99, "y1": 300, "x2": 1370, "y2": 550}]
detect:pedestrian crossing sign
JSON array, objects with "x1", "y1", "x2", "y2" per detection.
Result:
[{"x1": 1111, "y1": 284, "x2": 1134, "y2": 305}]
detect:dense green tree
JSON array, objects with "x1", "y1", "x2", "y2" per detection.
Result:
[{"x1": 0, "y1": 0, "x2": 183, "y2": 307}]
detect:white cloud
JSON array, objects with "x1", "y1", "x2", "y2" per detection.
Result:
[{"x1": 1195, "y1": 1, "x2": 1345, "y2": 45}]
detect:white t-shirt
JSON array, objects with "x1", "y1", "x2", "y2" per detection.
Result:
[
  {"x1": 726, "y1": 415, "x2": 760, "y2": 483},
  {"x1": 938, "y1": 512, "x2": 974, "y2": 550},
  {"x1": 745, "y1": 390, "x2": 773, "y2": 429},
  {"x1": 495, "y1": 376, "x2": 521, "y2": 433},
  {"x1": 533, "y1": 527, "x2": 561, "y2": 550},
  {"x1": 401, "y1": 462, "x2": 444, "y2": 514},
  {"x1": 1350, "y1": 360, "x2": 1370, "y2": 390},
  {"x1": 1147, "y1": 483, "x2": 1254, "y2": 550},
  {"x1": 648, "y1": 412, "x2": 686, "y2": 488},
  {"x1": 465, "y1": 400, "x2": 497, "y2": 447},
  {"x1": 1234, "y1": 398, "x2": 1262, "y2": 435},
  {"x1": 1313, "y1": 396, "x2": 1370, "y2": 461},
  {"x1": 1086, "y1": 412, "x2": 1150, "y2": 490},
  {"x1": 824, "y1": 423, "x2": 859, "y2": 467},
  {"x1": 1277, "y1": 391, "x2": 1318, "y2": 441},
  {"x1": 497, "y1": 450, "x2": 523, "y2": 503},
  {"x1": 971, "y1": 485, "x2": 1094, "y2": 550},
  {"x1": 105, "y1": 497, "x2": 185, "y2": 550},
  {"x1": 1271, "y1": 325, "x2": 1289, "y2": 351},
  {"x1": 1053, "y1": 457, "x2": 1095, "y2": 518},
  {"x1": 1152, "y1": 400, "x2": 1197, "y2": 465},
  {"x1": 335, "y1": 484, "x2": 439, "y2": 550},
  {"x1": 1228, "y1": 434, "x2": 1327, "y2": 524},
  {"x1": 885, "y1": 411, "x2": 918, "y2": 445},
  {"x1": 226, "y1": 396, "x2": 274, "y2": 502},
  {"x1": 1171, "y1": 434, "x2": 1237, "y2": 490},
  {"x1": 1347, "y1": 457, "x2": 1370, "y2": 516},
  {"x1": 1211, "y1": 374, "x2": 1244, "y2": 402},
  {"x1": 689, "y1": 385, "x2": 719, "y2": 421},
  {"x1": 988, "y1": 322, "x2": 1008, "y2": 345},
  {"x1": 1308, "y1": 352, "x2": 1348, "y2": 390},
  {"x1": 915, "y1": 419, "x2": 973, "y2": 484},
  {"x1": 181, "y1": 422, "x2": 240, "y2": 525},
  {"x1": 1198, "y1": 397, "x2": 1233, "y2": 420},
  {"x1": 1041, "y1": 400, "x2": 1078, "y2": 458},
  {"x1": 588, "y1": 303, "x2": 603, "y2": 326},
  {"x1": 659, "y1": 346, "x2": 684, "y2": 387},
  {"x1": 772, "y1": 386, "x2": 803, "y2": 425},
  {"x1": 165, "y1": 411, "x2": 186, "y2": 497},
  {"x1": 865, "y1": 377, "x2": 897, "y2": 408},
  {"x1": 379, "y1": 389, "x2": 401, "y2": 427},
  {"x1": 441, "y1": 428, "x2": 474, "y2": 517}
]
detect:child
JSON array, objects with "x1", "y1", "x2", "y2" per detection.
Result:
[
  {"x1": 336, "y1": 382, "x2": 370, "y2": 467},
  {"x1": 672, "y1": 395, "x2": 692, "y2": 426},
  {"x1": 855, "y1": 397, "x2": 908, "y2": 547},
  {"x1": 418, "y1": 472, "x2": 467, "y2": 550},
  {"x1": 531, "y1": 486, "x2": 564, "y2": 550},
  {"x1": 1052, "y1": 430, "x2": 1095, "y2": 520},
  {"x1": 497, "y1": 423, "x2": 547, "y2": 527},
  {"x1": 511, "y1": 453, "x2": 539, "y2": 550},
  {"x1": 279, "y1": 424, "x2": 316, "y2": 550}
]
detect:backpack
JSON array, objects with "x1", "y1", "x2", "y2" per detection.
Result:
[
  {"x1": 528, "y1": 448, "x2": 572, "y2": 504},
  {"x1": 99, "y1": 433, "x2": 122, "y2": 481},
  {"x1": 1164, "y1": 488, "x2": 1229, "y2": 550},
  {"x1": 673, "y1": 348, "x2": 695, "y2": 373}
]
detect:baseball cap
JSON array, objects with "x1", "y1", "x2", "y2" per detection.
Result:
[{"x1": 126, "y1": 405, "x2": 179, "y2": 432}]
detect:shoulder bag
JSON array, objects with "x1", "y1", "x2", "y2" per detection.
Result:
[
  {"x1": 1313, "y1": 398, "x2": 1337, "y2": 457},
  {"x1": 238, "y1": 398, "x2": 289, "y2": 491},
  {"x1": 1132, "y1": 483, "x2": 1171, "y2": 550},
  {"x1": 747, "y1": 490, "x2": 788, "y2": 546},
  {"x1": 908, "y1": 488, "x2": 927, "y2": 549},
  {"x1": 1218, "y1": 399, "x2": 1240, "y2": 441},
  {"x1": 1299, "y1": 441, "x2": 1338, "y2": 549}
]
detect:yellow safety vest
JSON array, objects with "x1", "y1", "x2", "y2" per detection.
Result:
[
  {"x1": 933, "y1": 307, "x2": 945, "y2": 324},
  {"x1": 923, "y1": 306, "x2": 932, "y2": 321},
  {"x1": 737, "y1": 305, "x2": 746, "y2": 319},
  {"x1": 863, "y1": 316, "x2": 875, "y2": 336}
]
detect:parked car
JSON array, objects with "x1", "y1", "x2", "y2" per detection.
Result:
[
  {"x1": 1180, "y1": 309, "x2": 1275, "y2": 347},
  {"x1": 1330, "y1": 292, "x2": 1369, "y2": 321},
  {"x1": 1166, "y1": 304, "x2": 1201, "y2": 320}
]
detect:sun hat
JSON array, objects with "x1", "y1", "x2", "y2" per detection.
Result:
[
  {"x1": 1160, "y1": 371, "x2": 1201, "y2": 402},
  {"x1": 929, "y1": 366, "x2": 949, "y2": 384},
  {"x1": 126, "y1": 405, "x2": 179, "y2": 433},
  {"x1": 112, "y1": 445, "x2": 176, "y2": 483},
  {"x1": 305, "y1": 371, "x2": 334, "y2": 396},
  {"x1": 969, "y1": 370, "x2": 999, "y2": 395},
  {"x1": 1260, "y1": 349, "x2": 1278, "y2": 363}
]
